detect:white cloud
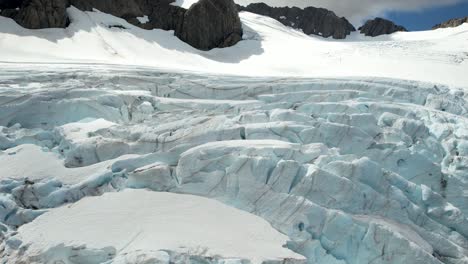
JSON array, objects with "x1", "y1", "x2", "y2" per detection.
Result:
[{"x1": 235, "y1": 0, "x2": 468, "y2": 24}]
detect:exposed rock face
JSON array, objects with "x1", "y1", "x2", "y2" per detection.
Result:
[
  {"x1": 69, "y1": 0, "x2": 146, "y2": 18},
  {"x1": 433, "y1": 17, "x2": 468, "y2": 29},
  {"x1": 135, "y1": 1, "x2": 186, "y2": 32},
  {"x1": 2, "y1": 0, "x2": 68, "y2": 28},
  {"x1": 176, "y1": 0, "x2": 243, "y2": 50},
  {"x1": 359, "y1": 17, "x2": 407, "y2": 37},
  {"x1": 237, "y1": 3, "x2": 355, "y2": 39},
  {"x1": 0, "y1": 0, "x2": 243, "y2": 50},
  {"x1": 67, "y1": 0, "x2": 186, "y2": 31}
]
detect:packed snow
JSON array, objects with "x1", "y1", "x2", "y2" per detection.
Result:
[
  {"x1": 0, "y1": 6, "x2": 467, "y2": 264},
  {"x1": 8, "y1": 189, "x2": 303, "y2": 263}
]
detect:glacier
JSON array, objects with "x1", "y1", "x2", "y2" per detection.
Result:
[
  {"x1": 0, "y1": 4, "x2": 467, "y2": 264},
  {"x1": 0, "y1": 65, "x2": 466, "y2": 263}
]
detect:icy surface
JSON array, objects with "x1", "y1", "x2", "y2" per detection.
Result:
[{"x1": 0, "y1": 66, "x2": 466, "y2": 263}]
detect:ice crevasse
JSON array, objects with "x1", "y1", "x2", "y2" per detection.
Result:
[{"x1": 0, "y1": 66, "x2": 466, "y2": 264}]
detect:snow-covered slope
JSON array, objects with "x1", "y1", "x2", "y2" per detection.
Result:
[
  {"x1": 0, "y1": 6, "x2": 467, "y2": 264},
  {"x1": 0, "y1": 7, "x2": 467, "y2": 88}
]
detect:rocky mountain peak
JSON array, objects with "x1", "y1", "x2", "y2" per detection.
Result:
[
  {"x1": 359, "y1": 17, "x2": 408, "y2": 37},
  {"x1": 433, "y1": 16, "x2": 468, "y2": 29},
  {"x1": 237, "y1": 3, "x2": 356, "y2": 39}
]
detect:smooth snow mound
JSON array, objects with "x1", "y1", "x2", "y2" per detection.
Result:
[
  {"x1": 0, "y1": 7, "x2": 467, "y2": 88},
  {"x1": 17, "y1": 189, "x2": 304, "y2": 263}
]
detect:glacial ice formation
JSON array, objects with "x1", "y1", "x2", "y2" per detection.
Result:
[{"x1": 0, "y1": 66, "x2": 467, "y2": 264}]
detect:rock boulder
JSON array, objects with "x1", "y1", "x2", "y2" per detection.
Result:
[{"x1": 176, "y1": 0, "x2": 243, "y2": 50}]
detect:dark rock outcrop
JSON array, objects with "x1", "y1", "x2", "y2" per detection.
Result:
[
  {"x1": 0, "y1": 0, "x2": 23, "y2": 9},
  {"x1": 0, "y1": 0, "x2": 243, "y2": 50},
  {"x1": 69, "y1": 0, "x2": 146, "y2": 18},
  {"x1": 134, "y1": 1, "x2": 186, "y2": 32},
  {"x1": 359, "y1": 17, "x2": 407, "y2": 37},
  {"x1": 0, "y1": 0, "x2": 164, "y2": 29},
  {"x1": 176, "y1": 0, "x2": 242, "y2": 50},
  {"x1": 237, "y1": 3, "x2": 355, "y2": 39},
  {"x1": 432, "y1": 17, "x2": 468, "y2": 29},
  {"x1": 14, "y1": 0, "x2": 69, "y2": 28},
  {"x1": 67, "y1": 0, "x2": 186, "y2": 31}
]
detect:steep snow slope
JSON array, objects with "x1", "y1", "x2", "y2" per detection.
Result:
[
  {"x1": 0, "y1": 67, "x2": 466, "y2": 264},
  {"x1": 0, "y1": 8, "x2": 467, "y2": 87}
]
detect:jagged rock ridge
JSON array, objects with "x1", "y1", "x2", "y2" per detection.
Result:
[
  {"x1": 433, "y1": 16, "x2": 468, "y2": 29},
  {"x1": 359, "y1": 17, "x2": 407, "y2": 37},
  {"x1": 0, "y1": 0, "x2": 243, "y2": 51},
  {"x1": 237, "y1": 2, "x2": 356, "y2": 39}
]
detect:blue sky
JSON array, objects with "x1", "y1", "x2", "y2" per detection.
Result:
[{"x1": 385, "y1": 2, "x2": 468, "y2": 30}]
